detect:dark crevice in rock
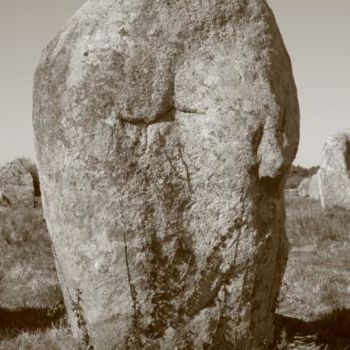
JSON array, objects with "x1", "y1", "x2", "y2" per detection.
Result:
[
  {"x1": 345, "y1": 140, "x2": 350, "y2": 172},
  {"x1": 175, "y1": 106, "x2": 205, "y2": 115},
  {"x1": 177, "y1": 144, "x2": 193, "y2": 193},
  {"x1": 118, "y1": 108, "x2": 176, "y2": 127},
  {"x1": 252, "y1": 124, "x2": 264, "y2": 155},
  {"x1": 29, "y1": 170, "x2": 41, "y2": 198},
  {"x1": 0, "y1": 193, "x2": 12, "y2": 207},
  {"x1": 164, "y1": 145, "x2": 193, "y2": 196},
  {"x1": 164, "y1": 150, "x2": 183, "y2": 180},
  {"x1": 122, "y1": 232, "x2": 143, "y2": 349},
  {"x1": 71, "y1": 289, "x2": 94, "y2": 350},
  {"x1": 123, "y1": 232, "x2": 139, "y2": 310},
  {"x1": 117, "y1": 104, "x2": 206, "y2": 128},
  {"x1": 20, "y1": 160, "x2": 41, "y2": 197}
]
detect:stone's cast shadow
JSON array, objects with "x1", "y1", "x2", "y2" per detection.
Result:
[
  {"x1": 2, "y1": 307, "x2": 350, "y2": 346},
  {"x1": 0, "y1": 307, "x2": 65, "y2": 339},
  {"x1": 276, "y1": 309, "x2": 350, "y2": 349}
]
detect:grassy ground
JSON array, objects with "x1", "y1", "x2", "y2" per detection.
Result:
[
  {"x1": 276, "y1": 194, "x2": 350, "y2": 349},
  {"x1": 1, "y1": 195, "x2": 350, "y2": 349},
  {"x1": 0, "y1": 320, "x2": 79, "y2": 350},
  {"x1": 0, "y1": 206, "x2": 66, "y2": 349},
  {"x1": 0, "y1": 206, "x2": 62, "y2": 311}
]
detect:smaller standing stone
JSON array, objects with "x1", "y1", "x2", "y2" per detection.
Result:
[
  {"x1": 319, "y1": 130, "x2": 350, "y2": 209},
  {"x1": 298, "y1": 174, "x2": 320, "y2": 200},
  {"x1": 308, "y1": 174, "x2": 320, "y2": 201},
  {"x1": 0, "y1": 158, "x2": 35, "y2": 208},
  {"x1": 298, "y1": 178, "x2": 311, "y2": 197}
]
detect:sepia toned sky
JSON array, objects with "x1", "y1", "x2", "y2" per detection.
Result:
[{"x1": 0, "y1": 0, "x2": 349, "y2": 167}]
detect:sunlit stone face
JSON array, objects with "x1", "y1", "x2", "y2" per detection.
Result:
[{"x1": 33, "y1": 0, "x2": 299, "y2": 349}]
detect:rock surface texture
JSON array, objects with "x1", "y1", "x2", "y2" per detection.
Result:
[
  {"x1": 319, "y1": 130, "x2": 350, "y2": 209},
  {"x1": 33, "y1": 0, "x2": 299, "y2": 349},
  {"x1": 0, "y1": 158, "x2": 35, "y2": 208}
]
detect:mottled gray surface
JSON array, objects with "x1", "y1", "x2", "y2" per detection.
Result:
[
  {"x1": 319, "y1": 130, "x2": 350, "y2": 209},
  {"x1": 33, "y1": 0, "x2": 299, "y2": 349},
  {"x1": 0, "y1": 158, "x2": 35, "y2": 208}
]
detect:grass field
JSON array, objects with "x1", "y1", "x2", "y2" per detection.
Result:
[
  {"x1": 276, "y1": 194, "x2": 350, "y2": 349},
  {"x1": 0, "y1": 207, "x2": 62, "y2": 312},
  {"x1": 1, "y1": 194, "x2": 350, "y2": 349}
]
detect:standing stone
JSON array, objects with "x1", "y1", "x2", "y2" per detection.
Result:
[
  {"x1": 319, "y1": 130, "x2": 350, "y2": 209},
  {"x1": 308, "y1": 173, "x2": 320, "y2": 201},
  {"x1": 0, "y1": 158, "x2": 35, "y2": 208},
  {"x1": 298, "y1": 174, "x2": 320, "y2": 200},
  {"x1": 33, "y1": 0, "x2": 299, "y2": 349},
  {"x1": 298, "y1": 178, "x2": 311, "y2": 198}
]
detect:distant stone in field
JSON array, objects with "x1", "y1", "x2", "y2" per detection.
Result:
[
  {"x1": 0, "y1": 158, "x2": 36, "y2": 208},
  {"x1": 297, "y1": 174, "x2": 320, "y2": 200},
  {"x1": 319, "y1": 130, "x2": 350, "y2": 209},
  {"x1": 308, "y1": 174, "x2": 320, "y2": 201},
  {"x1": 298, "y1": 178, "x2": 311, "y2": 197},
  {"x1": 33, "y1": 0, "x2": 299, "y2": 349}
]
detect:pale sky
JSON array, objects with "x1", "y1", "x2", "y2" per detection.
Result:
[{"x1": 0, "y1": 0, "x2": 349, "y2": 167}]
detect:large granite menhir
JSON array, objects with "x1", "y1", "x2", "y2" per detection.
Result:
[{"x1": 33, "y1": 0, "x2": 299, "y2": 349}]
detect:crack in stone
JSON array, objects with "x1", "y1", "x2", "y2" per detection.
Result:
[
  {"x1": 117, "y1": 105, "x2": 205, "y2": 127},
  {"x1": 177, "y1": 143, "x2": 193, "y2": 193},
  {"x1": 0, "y1": 192, "x2": 12, "y2": 206},
  {"x1": 122, "y1": 232, "x2": 143, "y2": 348},
  {"x1": 179, "y1": 256, "x2": 193, "y2": 283},
  {"x1": 164, "y1": 149, "x2": 182, "y2": 179},
  {"x1": 164, "y1": 146, "x2": 193, "y2": 195},
  {"x1": 71, "y1": 289, "x2": 94, "y2": 350},
  {"x1": 176, "y1": 107, "x2": 204, "y2": 114},
  {"x1": 118, "y1": 108, "x2": 176, "y2": 126}
]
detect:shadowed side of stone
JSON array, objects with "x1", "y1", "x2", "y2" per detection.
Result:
[{"x1": 33, "y1": 0, "x2": 299, "y2": 349}]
